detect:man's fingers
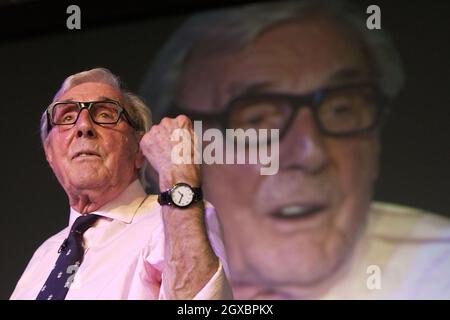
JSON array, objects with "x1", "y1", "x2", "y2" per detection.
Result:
[{"x1": 176, "y1": 114, "x2": 193, "y2": 129}]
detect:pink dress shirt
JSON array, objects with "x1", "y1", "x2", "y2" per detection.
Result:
[{"x1": 10, "y1": 180, "x2": 231, "y2": 300}]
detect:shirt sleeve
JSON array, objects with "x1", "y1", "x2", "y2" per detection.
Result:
[
  {"x1": 147, "y1": 201, "x2": 233, "y2": 300},
  {"x1": 158, "y1": 261, "x2": 232, "y2": 300}
]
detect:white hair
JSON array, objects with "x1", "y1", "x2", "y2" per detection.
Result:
[
  {"x1": 41, "y1": 67, "x2": 152, "y2": 186},
  {"x1": 139, "y1": 0, "x2": 404, "y2": 122}
]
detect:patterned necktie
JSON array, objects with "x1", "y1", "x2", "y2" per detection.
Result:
[{"x1": 36, "y1": 214, "x2": 100, "y2": 300}]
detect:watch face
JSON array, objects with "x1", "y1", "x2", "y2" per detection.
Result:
[{"x1": 170, "y1": 184, "x2": 195, "y2": 207}]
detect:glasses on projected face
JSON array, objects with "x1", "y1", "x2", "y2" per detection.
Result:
[
  {"x1": 171, "y1": 82, "x2": 388, "y2": 141},
  {"x1": 46, "y1": 99, "x2": 136, "y2": 130}
]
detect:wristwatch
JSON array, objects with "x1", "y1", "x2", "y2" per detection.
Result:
[{"x1": 158, "y1": 183, "x2": 203, "y2": 208}]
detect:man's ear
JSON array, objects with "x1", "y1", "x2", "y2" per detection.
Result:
[{"x1": 43, "y1": 138, "x2": 54, "y2": 168}]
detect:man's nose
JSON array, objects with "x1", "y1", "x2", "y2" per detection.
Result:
[
  {"x1": 279, "y1": 108, "x2": 329, "y2": 173},
  {"x1": 74, "y1": 108, "x2": 96, "y2": 138}
]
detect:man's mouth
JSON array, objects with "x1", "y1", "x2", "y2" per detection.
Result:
[
  {"x1": 270, "y1": 204, "x2": 326, "y2": 220},
  {"x1": 72, "y1": 151, "x2": 101, "y2": 159}
]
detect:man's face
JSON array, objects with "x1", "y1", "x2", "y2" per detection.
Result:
[
  {"x1": 44, "y1": 82, "x2": 144, "y2": 207},
  {"x1": 178, "y1": 19, "x2": 380, "y2": 298}
]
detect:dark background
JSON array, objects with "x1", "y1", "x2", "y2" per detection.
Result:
[{"x1": 1, "y1": 0, "x2": 449, "y2": 299}]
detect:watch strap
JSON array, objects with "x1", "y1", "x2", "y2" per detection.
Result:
[
  {"x1": 192, "y1": 187, "x2": 203, "y2": 203},
  {"x1": 158, "y1": 190, "x2": 172, "y2": 205}
]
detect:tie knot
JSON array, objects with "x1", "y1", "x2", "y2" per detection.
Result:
[{"x1": 71, "y1": 214, "x2": 100, "y2": 235}]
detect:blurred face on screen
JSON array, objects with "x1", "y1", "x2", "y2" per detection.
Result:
[{"x1": 177, "y1": 18, "x2": 380, "y2": 298}]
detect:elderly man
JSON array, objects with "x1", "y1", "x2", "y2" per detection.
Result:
[
  {"x1": 11, "y1": 68, "x2": 231, "y2": 300},
  {"x1": 140, "y1": 0, "x2": 450, "y2": 299}
]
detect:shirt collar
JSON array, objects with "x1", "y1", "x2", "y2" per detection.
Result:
[{"x1": 69, "y1": 179, "x2": 147, "y2": 226}]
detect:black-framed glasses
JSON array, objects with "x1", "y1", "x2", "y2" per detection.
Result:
[
  {"x1": 169, "y1": 82, "x2": 389, "y2": 140},
  {"x1": 46, "y1": 99, "x2": 136, "y2": 131}
]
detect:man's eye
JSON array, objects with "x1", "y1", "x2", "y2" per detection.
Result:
[
  {"x1": 331, "y1": 104, "x2": 354, "y2": 115},
  {"x1": 62, "y1": 114, "x2": 75, "y2": 123},
  {"x1": 233, "y1": 101, "x2": 281, "y2": 128},
  {"x1": 99, "y1": 112, "x2": 114, "y2": 119},
  {"x1": 243, "y1": 114, "x2": 266, "y2": 125},
  {"x1": 323, "y1": 94, "x2": 358, "y2": 116}
]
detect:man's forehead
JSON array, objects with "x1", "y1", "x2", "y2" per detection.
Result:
[
  {"x1": 179, "y1": 19, "x2": 370, "y2": 112},
  {"x1": 57, "y1": 81, "x2": 123, "y2": 102}
]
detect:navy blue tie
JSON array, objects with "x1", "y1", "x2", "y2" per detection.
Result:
[{"x1": 36, "y1": 214, "x2": 100, "y2": 300}]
